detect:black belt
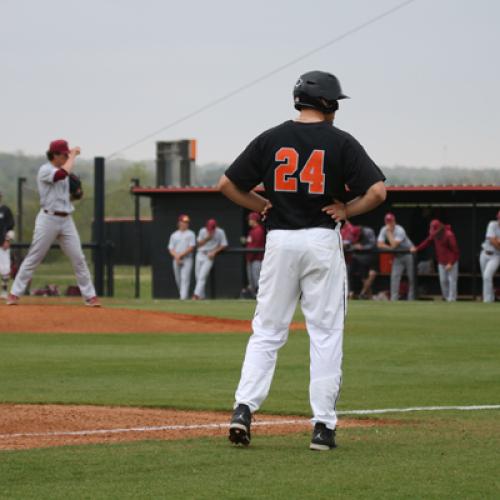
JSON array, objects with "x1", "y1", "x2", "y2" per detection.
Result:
[
  {"x1": 44, "y1": 210, "x2": 69, "y2": 217},
  {"x1": 484, "y1": 250, "x2": 494, "y2": 256}
]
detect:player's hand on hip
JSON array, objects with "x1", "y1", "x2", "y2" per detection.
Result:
[
  {"x1": 260, "y1": 200, "x2": 272, "y2": 220},
  {"x1": 322, "y1": 200, "x2": 347, "y2": 223}
]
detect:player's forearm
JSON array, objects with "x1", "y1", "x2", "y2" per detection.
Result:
[
  {"x1": 415, "y1": 238, "x2": 430, "y2": 252},
  {"x1": 489, "y1": 237, "x2": 500, "y2": 250},
  {"x1": 218, "y1": 175, "x2": 269, "y2": 213},
  {"x1": 387, "y1": 237, "x2": 401, "y2": 249},
  {"x1": 213, "y1": 245, "x2": 227, "y2": 256},
  {"x1": 345, "y1": 182, "x2": 386, "y2": 219},
  {"x1": 179, "y1": 246, "x2": 194, "y2": 258},
  {"x1": 61, "y1": 152, "x2": 78, "y2": 173}
]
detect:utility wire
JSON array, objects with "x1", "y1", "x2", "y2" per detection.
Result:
[{"x1": 107, "y1": 0, "x2": 418, "y2": 159}]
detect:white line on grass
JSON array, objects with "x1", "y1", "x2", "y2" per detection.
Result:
[
  {"x1": 337, "y1": 404, "x2": 500, "y2": 415},
  {"x1": 0, "y1": 404, "x2": 498, "y2": 440}
]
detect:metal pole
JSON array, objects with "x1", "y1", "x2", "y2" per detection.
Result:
[
  {"x1": 131, "y1": 178, "x2": 141, "y2": 298},
  {"x1": 106, "y1": 242, "x2": 114, "y2": 297},
  {"x1": 93, "y1": 157, "x2": 105, "y2": 296},
  {"x1": 17, "y1": 177, "x2": 26, "y2": 243},
  {"x1": 412, "y1": 251, "x2": 418, "y2": 300},
  {"x1": 471, "y1": 198, "x2": 477, "y2": 300}
]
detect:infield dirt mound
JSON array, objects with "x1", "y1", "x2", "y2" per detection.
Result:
[
  {"x1": 0, "y1": 303, "x2": 305, "y2": 334},
  {"x1": 0, "y1": 404, "x2": 398, "y2": 450}
]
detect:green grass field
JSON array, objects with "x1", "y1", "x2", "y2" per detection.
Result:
[{"x1": 0, "y1": 300, "x2": 499, "y2": 499}]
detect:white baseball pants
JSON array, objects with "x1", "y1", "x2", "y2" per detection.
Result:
[
  {"x1": 0, "y1": 247, "x2": 10, "y2": 278},
  {"x1": 438, "y1": 262, "x2": 459, "y2": 301},
  {"x1": 11, "y1": 211, "x2": 96, "y2": 299},
  {"x1": 194, "y1": 252, "x2": 214, "y2": 299},
  {"x1": 173, "y1": 258, "x2": 193, "y2": 300},
  {"x1": 235, "y1": 227, "x2": 347, "y2": 430},
  {"x1": 480, "y1": 251, "x2": 500, "y2": 303},
  {"x1": 390, "y1": 254, "x2": 415, "y2": 300},
  {"x1": 246, "y1": 260, "x2": 262, "y2": 294}
]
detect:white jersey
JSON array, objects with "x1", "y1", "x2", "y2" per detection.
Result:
[
  {"x1": 197, "y1": 227, "x2": 228, "y2": 254},
  {"x1": 377, "y1": 224, "x2": 413, "y2": 250},
  {"x1": 482, "y1": 221, "x2": 500, "y2": 255},
  {"x1": 168, "y1": 229, "x2": 196, "y2": 258},
  {"x1": 37, "y1": 163, "x2": 74, "y2": 213}
]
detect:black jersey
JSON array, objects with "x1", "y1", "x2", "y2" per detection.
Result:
[
  {"x1": 225, "y1": 120, "x2": 385, "y2": 230},
  {"x1": 0, "y1": 204, "x2": 15, "y2": 245}
]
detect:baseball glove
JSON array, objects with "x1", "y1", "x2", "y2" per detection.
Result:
[{"x1": 69, "y1": 173, "x2": 83, "y2": 200}]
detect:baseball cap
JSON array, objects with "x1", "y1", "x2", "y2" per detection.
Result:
[
  {"x1": 48, "y1": 139, "x2": 70, "y2": 155},
  {"x1": 178, "y1": 214, "x2": 190, "y2": 223},
  {"x1": 248, "y1": 212, "x2": 261, "y2": 222},
  {"x1": 384, "y1": 212, "x2": 396, "y2": 223},
  {"x1": 206, "y1": 218, "x2": 217, "y2": 230},
  {"x1": 429, "y1": 219, "x2": 442, "y2": 236},
  {"x1": 350, "y1": 225, "x2": 362, "y2": 243}
]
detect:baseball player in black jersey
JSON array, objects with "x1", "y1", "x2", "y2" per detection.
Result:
[{"x1": 219, "y1": 70, "x2": 386, "y2": 450}]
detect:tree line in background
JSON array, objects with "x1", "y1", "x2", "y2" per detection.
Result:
[{"x1": 1, "y1": 151, "x2": 499, "y2": 251}]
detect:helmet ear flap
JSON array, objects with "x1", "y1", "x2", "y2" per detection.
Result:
[{"x1": 294, "y1": 95, "x2": 338, "y2": 114}]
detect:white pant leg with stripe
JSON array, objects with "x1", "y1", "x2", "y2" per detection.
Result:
[{"x1": 235, "y1": 227, "x2": 347, "y2": 430}]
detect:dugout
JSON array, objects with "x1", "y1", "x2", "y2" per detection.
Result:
[
  {"x1": 132, "y1": 185, "x2": 500, "y2": 299},
  {"x1": 104, "y1": 217, "x2": 153, "y2": 265}
]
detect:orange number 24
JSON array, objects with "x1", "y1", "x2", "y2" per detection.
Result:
[{"x1": 274, "y1": 147, "x2": 325, "y2": 194}]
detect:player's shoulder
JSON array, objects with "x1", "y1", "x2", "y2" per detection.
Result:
[
  {"x1": 37, "y1": 162, "x2": 55, "y2": 175},
  {"x1": 330, "y1": 126, "x2": 368, "y2": 151},
  {"x1": 38, "y1": 162, "x2": 53, "y2": 170}
]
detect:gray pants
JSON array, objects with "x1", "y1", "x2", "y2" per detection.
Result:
[
  {"x1": 246, "y1": 260, "x2": 262, "y2": 294},
  {"x1": 391, "y1": 254, "x2": 415, "y2": 301},
  {"x1": 173, "y1": 257, "x2": 193, "y2": 300},
  {"x1": 438, "y1": 262, "x2": 458, "y2": 301},
  {"x1": 480, "y1": 251, "x2": 500, "y2": 303},
  {"x1": 194, "y1": 253, "x2": 214, "y2": 299},
  {"x1": 11, "y1": 211, "x2": 96, "y2": 299}
]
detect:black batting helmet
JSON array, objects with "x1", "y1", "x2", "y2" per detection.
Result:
[{"x1": 293, "y1": 71, "x2": 349, "y2": 113}]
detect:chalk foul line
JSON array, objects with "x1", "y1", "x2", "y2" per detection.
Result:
[{"x1": 0, "y1": 404, "x2": 498, "y2": 440}]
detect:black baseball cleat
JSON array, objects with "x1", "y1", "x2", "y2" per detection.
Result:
[
  {"x1": 309, "y1": 422, "x2": 336, "y2": 451},
  {"x1": 229, "y1": 404, "x2": 252, "y2": 446}
]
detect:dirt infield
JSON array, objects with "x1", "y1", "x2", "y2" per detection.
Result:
[
  {"x1": 0, "y1": 404, "x2": 397, "y2": 450},
  {"x1": 0, "y1": 303, "x2": 304, "y2": 334}
]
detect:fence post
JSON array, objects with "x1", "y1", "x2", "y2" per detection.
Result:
[
  {"x1": 412, "y1": 251, "x2": 418, "y2": 300},
  {"x1": 93, "y1": 157, "x2": 105, "y2": 296},
  {"x1": 16, "y1": 177, "x2": 27, "y2": 263},
  {"x1": 131, "y1": 178, "x2": 141, "y2": 299},
  {"x1": 105, "y1": 241, "x2": 114, "y2": 297}
]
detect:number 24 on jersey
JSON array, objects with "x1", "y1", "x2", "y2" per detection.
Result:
[{"x1": 274, "y1": 147, "x2": 325, "y2": 194}]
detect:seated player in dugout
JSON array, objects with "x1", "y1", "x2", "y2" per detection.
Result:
[{"x1": 218, "y1": 70, "x2": 386, "y2": 451}]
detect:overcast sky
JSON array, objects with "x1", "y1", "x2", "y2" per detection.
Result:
[{"x1": 1, "y1": 0, "x2": 499, "y2": 168}]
